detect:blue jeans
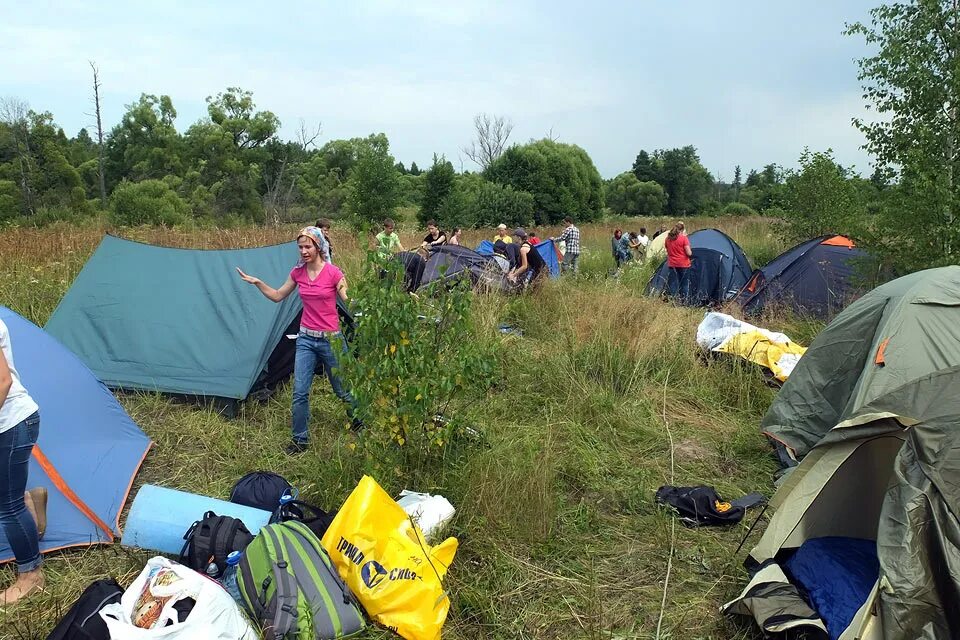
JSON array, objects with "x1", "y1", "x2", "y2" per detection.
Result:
[
  {"x1": 291, "y1": 334, "x2": 355, "y2": 443},
  {"x1": 668, "y1": 267, "x2": 692, "y2": 303},
  {"x1": 0, "y1": 411, "x2": 41, "y2": 573},
  {"x1": 562, "y1": 252, "x2": 580, "y2": 274}
]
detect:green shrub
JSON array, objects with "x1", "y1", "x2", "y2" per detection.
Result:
[
  {"x1": 721, "y1": 202, "x2": 758, "y2": 216},
  {"x1": 109, "y1": 179, "x2": 190, "y2": 226}
]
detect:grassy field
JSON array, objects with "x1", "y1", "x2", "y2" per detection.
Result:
[{"x1": 0, "y1": 216, "x2": 814, "y2": 639}]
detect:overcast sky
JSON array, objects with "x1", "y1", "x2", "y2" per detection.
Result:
[{"x1": 2, "y1": 0, "x2": 880, "y2": 179}]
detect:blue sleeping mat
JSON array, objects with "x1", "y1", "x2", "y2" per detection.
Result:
[{"x1": 784, "y1": 537, "x2": 879, "y2": 640}]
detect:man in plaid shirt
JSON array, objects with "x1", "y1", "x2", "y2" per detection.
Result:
[{"x1": 554, "y1": 217, "x2": 581, "y2": 274}]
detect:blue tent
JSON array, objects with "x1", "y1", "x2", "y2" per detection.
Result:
[
  {"x1": 646, "y1": 229, "x2": 752, "y2": 306},
  {"x1": 46, "y1": 236, "x2": 303, "y2": 405},
  {"x1": 734, "y1": 235, "x2": 872, "y2": 319},
  {"x1": 476, "y1": 239, "x2": 560, "y2": 278},
  {"x1": 0, "y1": 307, "x2": 151, "y2": 562}
]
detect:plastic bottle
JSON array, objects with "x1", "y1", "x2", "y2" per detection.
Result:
[{"x1": 221, "y1": 551, "x2": 243, "y2": 603}]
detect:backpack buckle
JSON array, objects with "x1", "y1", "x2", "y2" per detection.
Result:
[{"x1": 277, "y1": 561, "x2": 288, "y2": 569}]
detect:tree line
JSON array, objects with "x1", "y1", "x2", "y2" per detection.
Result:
[{"x1": 2, "y1": 0, "x2": 959, "y2": 274}]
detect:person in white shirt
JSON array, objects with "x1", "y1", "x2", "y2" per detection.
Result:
[{"x1": 0, "y1": 318, "x2": 45, "y2": 604}]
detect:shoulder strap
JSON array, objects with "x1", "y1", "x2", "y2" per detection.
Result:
[{"x1": 262, "y1": 526, "x2": 299, "y2": 637}]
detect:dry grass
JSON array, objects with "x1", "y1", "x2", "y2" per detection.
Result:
[{"x1": 0, "y1": 216, "x2": 792, "y2": 639}]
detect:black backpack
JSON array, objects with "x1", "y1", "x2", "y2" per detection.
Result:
[
  {"x1": 46, "y1": 578, "x2": 123, "y2": 640},
  {"x1": 271, "y1": 498, "x2": 336, "y2": 540},
  {"x1": 179, "y1": 511, "x2": 254, "y2": 577},
  {"x1": 230, "y1": 471, "x2": 293, "y2": 512},
  {"x1": 655, "y1": 485, "x2": 765, "y2": 527}
]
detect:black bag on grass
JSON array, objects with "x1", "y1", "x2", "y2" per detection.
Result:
[
  {"x1": 179, "y1": 510, "x2": 254, "y2": 577},
  {"x1": 655, "y1": 485, "x2": 764, "y2": 527},
  {"x1": 46, "y1": 578, "x2": 123, "y2": 640},
  {"x1": 271, "y1": 498, "x2": 336, "y2": 539},
  {"x1": 230, "y1": 471, "x2": 294, "y2": 511}
]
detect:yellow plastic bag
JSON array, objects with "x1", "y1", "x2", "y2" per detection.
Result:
[{"x1": 321, "y1": 475, "x2": 458, "y2": 640}]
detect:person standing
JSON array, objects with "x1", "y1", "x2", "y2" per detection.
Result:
[
  {"x1": 314, "y1": 218, "x2": 334, "y2": 264},
  {"x1": 664, "y1": 222, "x2": 693, "y2": 302},
  {"x1": 237, "y1": 227, "x2": 360, "y2": 454},
  {"x1": 611, "y1": 229, "x2": 631, "y2": 268},
  {"x1": 375, "y1": 218, "x2": 404, "y2": 257},
  {"x1": 493, "y1": 223, "x2": 513, "y2": 244},
  {"x1": 0, "y1": 317, "x2": 45, "y2": 604},
  {"x1": 553, "y1": 217, "x2": 581, "y2": 274},
  {"x1": 507, "y1": 228, "x2": 547, "y2": 289}
]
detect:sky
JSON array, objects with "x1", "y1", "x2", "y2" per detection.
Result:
[{"x1": 1, "y1": 0, "x2": 881, "y2": 179}]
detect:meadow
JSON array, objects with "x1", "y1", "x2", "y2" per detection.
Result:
[{"x1": 0, "y1": 216, "x2": 814, "y2": 639}]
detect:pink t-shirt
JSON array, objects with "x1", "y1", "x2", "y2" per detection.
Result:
[{"x1": 291, "y1": 263, "x2": 344, "y2": 331}]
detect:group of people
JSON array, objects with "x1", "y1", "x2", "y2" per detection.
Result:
[{"x1": 611, "y1": 227, "x2": 651, "y2": 268}]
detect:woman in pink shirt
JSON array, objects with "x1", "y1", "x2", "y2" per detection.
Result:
[{"x1": 237, "y1": 227, "x2": 358, "y2": 454}]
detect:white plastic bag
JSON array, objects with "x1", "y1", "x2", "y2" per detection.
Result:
[
  {"x1": 396, "y1": 490, "x2": 456, "y2": 540},
  {"x1": 100, "y1": 556, "x2": 257, "y2": 640}
]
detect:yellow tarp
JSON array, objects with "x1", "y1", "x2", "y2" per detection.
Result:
[{"x1": 715, "y1": 330, "x2": 807, "y2": 382}]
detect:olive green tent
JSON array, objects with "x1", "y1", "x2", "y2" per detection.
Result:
[{"x1": 725, "y1": 266, "x2": 960, "y2": 639}]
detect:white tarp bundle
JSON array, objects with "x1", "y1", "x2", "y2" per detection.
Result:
[{"x1": 696, "y1": 312, "x2": 805, "y2": 381}]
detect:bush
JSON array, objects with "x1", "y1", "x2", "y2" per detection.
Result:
[
  {"x1": 605, "y1": 172, "x2": 666, "y2": 217},
  {"x1": 470, "y1": 181, "x2": 534, "y2": 227},
  {"x1": 485, "y1": 139, "x2": 604, "y2": 224},
  {"x1": 109, "y1": 179, "x2": 190, "y2": 226},
  {"x1": 338, "y1": 254, "x2": 496, "y2": 451},
  {"x1": 721, "y1": 202, "x2": 757, "y2": 216}
]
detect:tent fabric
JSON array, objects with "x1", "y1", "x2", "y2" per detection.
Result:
[
  {"x1": 727, "y1": 267, "x2": 960, "y2": 640},
  {"x1": 696, "y1": 312, "x2": 806, "y2": 381},
  {"x1": 476, "y1": 240, "x2": 560, "y2": 278},
  {"x1": 45, "y1": 235, "x2": 302, "y2": 401},
  {"x1": 735, "y1": 235, "x2": 871, "y2": 319},
  {"x1": 419, "y1": 245, "x2": 502, "y2": 290},
  {"x1": 762, "y1": 266, "x2": 960, "y2": 463},
  {"x1": 645, "y1": 229, "x2": 752, "y2": 306},
  {"x1": 0, "y1": 307, "x2": 151, "y2": 563}
]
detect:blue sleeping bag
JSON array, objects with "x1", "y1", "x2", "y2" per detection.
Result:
[{"x1": 784, "y1": 537, "x2": 879, "y2": 640}]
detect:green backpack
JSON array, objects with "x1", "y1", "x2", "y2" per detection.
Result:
[{"x1": 237, "y1": 521, "x2": 365, "y2": 639}]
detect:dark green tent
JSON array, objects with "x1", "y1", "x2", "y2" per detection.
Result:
[
  {"x1": 46, "y1": 235, "x2": 302, "y2": 406},
  {"x1": 725, "y1": 266, "x2": 960, "y2": 639}
]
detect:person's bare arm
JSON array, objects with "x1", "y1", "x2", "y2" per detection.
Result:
[
  {"x1": 237, "y1": 269, "x2": 295, "y2": 302},
  {"x1": 0, "y1": 344, "x2": 12, "y2": 409},
  {"x1": 336, "y1": 276, "x2": 349, "y2": 303}
]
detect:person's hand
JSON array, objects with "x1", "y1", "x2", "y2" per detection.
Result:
[
  {"x1": 236, "y1": 268, "x2": 261, "y2": 285},
  {"x1": 507, "y1": 273, "x2": 517, "y2": 283}
]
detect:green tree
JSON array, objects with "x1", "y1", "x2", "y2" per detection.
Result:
[
  {"x1": 110, "y1": 179, "x2": 189, "y2": 226},
  {"x1": 605, "y1": 172, "x2": 667, "y2": 216},
  {"x1": 733, "y1": 165, "x2": 742, "y2": 201},
  {"x1": 346, "y1": 133, "x2": 400, "y2": 225},
  {"x1": 846, "y1": 1, "x2": 960, "y2": 270},
  {"x1": 419, "y1": 154, "x2": 455, "y2": 224},
  {"x1": 485, "y1": 139, "x2": 603, "y2": 224},
  {"x1": 631, "y1": 150, "x2": 657, "y2": 182},
  {"x1": 654, "y1": 146, "x2": 714, "y2": 217},
  {"x1": 779, "y1": 149, "x2": 862, "y2": 241},
  {"x1": 409, "y1": 161, "x2": 421, "y2": 176},
  {"x1": 469, "y1": 180, "x2": 534, "y2": 228},
  {"x1": 105, "y1": 94, "x2": 182, "y2": 190}
]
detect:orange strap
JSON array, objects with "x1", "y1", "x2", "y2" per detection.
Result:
[
  {"x1": 32, "y1": 445, "x2": 115, "y2": 541},
  {"x1": 876, "y1": 337, "x2": 890, "y2": 365}
]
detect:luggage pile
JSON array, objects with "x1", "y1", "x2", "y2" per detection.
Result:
[{"x1": 49, "y1": 473, "x2": 458, "y2": 640}]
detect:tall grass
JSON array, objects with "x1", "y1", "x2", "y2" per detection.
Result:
[{"x1": 0, "y1": 217, "x2": 788, "y2": 638}]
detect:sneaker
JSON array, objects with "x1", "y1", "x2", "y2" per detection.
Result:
[
  {"x1": 285, "y1": 440, "x2": 309, "y2": 455},
  {"x1": 350, "y1": 417, "x2": 366, "y2": 432}
]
